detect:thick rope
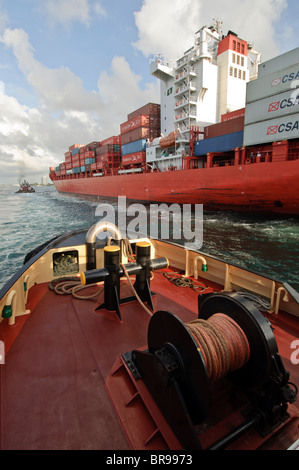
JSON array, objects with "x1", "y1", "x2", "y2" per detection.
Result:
[
  {"x1": 121, "y1": 263, "x2": 154, "y2": 317},
  {"x1": 49, "y1": 277, "x2": 104, "y2": 299},
  {"x1": 162, "y1": 271, "x2": 209, "y2": 293},
  {"x1": 186, "y1": 313, "x2": 250, "y2": 384}
]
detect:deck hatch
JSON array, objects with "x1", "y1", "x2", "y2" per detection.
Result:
[{"x1": 53, "y1": 250, "x2": 79, "y2": 276}]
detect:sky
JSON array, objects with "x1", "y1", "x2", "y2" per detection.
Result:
[{"x1": 0, "y1": 0, "x2": 298, "y2": 184}]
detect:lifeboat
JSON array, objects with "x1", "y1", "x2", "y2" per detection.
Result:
[{"x1": 160, "y1": 129, "x2": 180, "y2": 149}]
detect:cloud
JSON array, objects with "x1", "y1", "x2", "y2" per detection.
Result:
[
  {"x1": 0, "y1": 79, "x2": 5, "y2": 95},
  {"x1": 43, "y1": 0, "x2": 107, "y2": 27},
  {"x1": 0, "y1": 26, "x2": 159, "y2": 183},
  {"x1": 133, "y1": 0, "x2": 288, "y2": 61},
  {"x1": 2, "y1": 26, "x2": 106, "y2": 113},
  {"x1": 0, "y1": 92, "x2": 55, "y2": 180},
  {"x1": 97, "y1": 56, "x2": 159, "y2": 126},
  {"x1": 134, "y1": 0, "x2": 202, "y2": 60}
]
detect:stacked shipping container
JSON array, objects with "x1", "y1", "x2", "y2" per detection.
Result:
[
  {"x1": 95, "y1": 136, "x2": 121, "y2": 172},
  {"x1": 194, "y1": 131, "x2": 244, "y2": 156},
  {"x1": 244, "y1": 49, "x2": 299, "y2": 147},
  {"x1": 54, "y1": 138, "x2": 121, "y2": 177},
  {"x1": 194, "y1": 111, "x2": 244, "y2": 156},
  {"x1": 120, "y1": 103, "x2": 160, "y2": 166},
  {"x1": 51, "y1": 102, "x2": 160, "y2": 177}
]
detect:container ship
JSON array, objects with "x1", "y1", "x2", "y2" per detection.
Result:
[{"x1": 49, "y1": 24, "x2": 299, "y2": 215}]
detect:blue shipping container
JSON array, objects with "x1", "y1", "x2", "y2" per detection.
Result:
[
  {"x1": 122, "y1": 139, "x2": 147, "y2": 156},
  {"x1": 85, "y1": 157, "x2": 95, "y2": 165},
  {"x1": 80, "y1": 166, "x2": 86, "y2": 172},
  {"x1": 194, "y1": 131, "x2": 244, "y2": 156},
  {"x1": 71, "y1": 148, "x2": 80, "y2": 156},
  {"x1": 73, "y1": 167, "x2": 81, "y2": 174}
]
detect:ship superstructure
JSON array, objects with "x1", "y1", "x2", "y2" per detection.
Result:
[{"x1": 147, "y1": 24, "x2": 260, "y2": 170}]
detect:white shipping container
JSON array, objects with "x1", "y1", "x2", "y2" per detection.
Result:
[
  {"x1": 245, "y1": 89, "x2": 299, "y2": 125},
  {"x1": 257, "y1": 48, "x2": 299, "y2": 79},
  {"x1": 246, "y1": 63, "x2": 299, "y2": 104},
  {"x1": 243, "y1": 112, "x2": 299, "y2": 147}
]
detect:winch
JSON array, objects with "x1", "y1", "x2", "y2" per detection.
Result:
[{"x1": 124, "y1": 291, "x2": 297, "y2": 450}]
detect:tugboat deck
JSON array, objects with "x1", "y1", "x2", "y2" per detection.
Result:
[{"x1": 1, "y1": 269, "x2": 298, "y2": 450}]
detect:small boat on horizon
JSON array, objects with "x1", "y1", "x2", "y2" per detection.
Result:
[{"x1": 16, "y1": 180, "x2": 35, "y2": 193}]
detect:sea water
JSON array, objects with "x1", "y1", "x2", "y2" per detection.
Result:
[{"x1": 0, "y1": 184, "x2": 298, "y2": 291}]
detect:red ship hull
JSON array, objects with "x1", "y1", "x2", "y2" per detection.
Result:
[{"x1": 53, "y1": 159, "x2": 299, "y2": 215}]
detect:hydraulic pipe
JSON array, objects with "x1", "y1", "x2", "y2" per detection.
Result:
[{"x1": 207, "y1": 412, "x2": 262, "y2": 450}]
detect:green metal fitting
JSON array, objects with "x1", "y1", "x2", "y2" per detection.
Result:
[{"x1": 2, "y1": 305, "x2": 13, "y2": 318}]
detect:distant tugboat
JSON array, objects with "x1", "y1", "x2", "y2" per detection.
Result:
[{"x1": 16, "y1": 180, "x2": 35, "y2": 193}]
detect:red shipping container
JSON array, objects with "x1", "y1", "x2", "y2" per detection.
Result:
[
  {"x1": 221, "y1": 108, "x2": 245, "y2": 122},
  {"x1": 84, "y1": 150, "x2": 95, "y2": 158},
  {"x1": 121, "y1": 127, "x2": 160, "y2": 145},
  {"x1": 96, "y1": 154, "x2": 108, "y2": 162},
  {"x1": 96, "y1": 162, "x2": 106, "y2": 170},
  {"x1": 66, "y1": 162, "x2": 72, "y2": 170},
  {"x1": 122, "y1": 152, "x2": 146, "y2": 165},
  {"x1": 65, "y1": 151, "x2": 71, "y2": 158},
  {"x1": 90, "y1": 163, "x2": 97, "y2": 170},
  {"x1": 121, "y1": 115, "x2": 149, "y2": 134},
  {"x1": 86, "y1": 141, "x2": 100, "y2": 150},
  {"x1": 100, "y1": 135, "x2": 120, "y2": 146},
  {"x1": 128, "y1": 103, "x2": 160, "y2": 120},
  {"x1": 204, "y1": 116, "x2": 244, "y2": 139},
  {"x1": 149, "y1": 115, "x2": 160, "y2": 129},
  {"x1": 96, "y1": 145, "x2": 120, "y2": 156},
  {"x1": 69, "y1": 144, "x2": 82, "y2": 151},
  {"x1": 121, "y1": 115, "x2": 160, "y2": 134},
  {"x1": 72, "y1": 157, "x2": 80, "y2": 166}
]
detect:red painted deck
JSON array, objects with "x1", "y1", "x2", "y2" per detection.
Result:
[{"x1": 0, "y1": 272, "x2": 298, "y2": 450}]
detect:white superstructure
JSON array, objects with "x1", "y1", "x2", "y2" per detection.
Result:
[{"x1": 148, "y1": 23, "x2": 261, "y2": 170}]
